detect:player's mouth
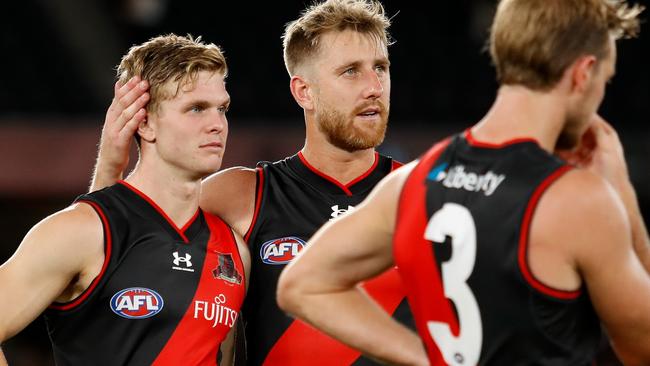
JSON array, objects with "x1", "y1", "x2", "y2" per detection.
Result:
[
  {"x1": 200, "y1": 141, "x2": 224, "y2": 151},
  {"x1": 356, "y1": 107, "x2": 381, "y2": 120}
]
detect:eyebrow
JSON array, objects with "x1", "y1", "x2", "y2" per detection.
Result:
[
  {"x1": 333, "y1": 57, "x2": 391, "y2": 74},
  {"x1": 183, "y1": 97, "x2": 231, "y2": 109}
]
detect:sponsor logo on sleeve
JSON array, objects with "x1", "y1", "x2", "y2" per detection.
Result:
[{"x1": 110, "y1": 287, "x2": 164, "y2": 319}]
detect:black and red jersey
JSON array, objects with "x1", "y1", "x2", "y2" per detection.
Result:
[
  {"x1": 44, "y1": 181, "x2": 246, "y2": 366},
  {"x1": 243, "y1": 152, "x2": 413, "y2": 365},
  {"x1": 393, "y1": 131, "x2": 601, "y2": 365}
]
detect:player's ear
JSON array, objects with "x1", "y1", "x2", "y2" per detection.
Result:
[
  {"x1": 289, "y1": 74, "x2": 315, "y2": 111},
  {"x1": 137, "y1": 115, "x2": 156, "y2": 143},
  {"x1": 570, "y1": 55, "x2": 598, "y2": 94}
]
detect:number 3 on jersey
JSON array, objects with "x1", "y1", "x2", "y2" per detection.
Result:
[{"x1": 425, "y1": 203, "x2": 482, "y2": 365}]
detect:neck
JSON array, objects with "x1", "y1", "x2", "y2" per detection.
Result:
[
  {"x1": 471, "y1": 85, "x2": 567, "y2": 152},
  {"x1": 125, "y1": 157, "x2": 202, "y2": 228}
]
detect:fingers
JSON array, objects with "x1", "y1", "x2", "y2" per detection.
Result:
[
  {"x1": 105, "y1": 76, "x2": 150, "y2": 136},
  {"x1": 121, "y1": 107, "x2": 146, "y2": 139},
  {"x1": 117, "y1": 77, "x2": 149, "y2": 112},
  {"x1": 119, "y1": 92, "x2": 150, "y2": 129}
]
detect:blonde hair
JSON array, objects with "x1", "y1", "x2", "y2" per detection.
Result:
[
  {"x1": 117, "y1": 34, "x2": 227, "y2": 115},
  {"x1": 490, "y1": 0, "x2": 643, "y2": 90},
  {"x1": 282, "y1": 0, "x2": 392, "y2": 76}
]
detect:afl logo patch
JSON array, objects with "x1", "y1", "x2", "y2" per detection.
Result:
[
  {"x1": 110, "y1": 287, "x2": 164, "y2": 319},
  {"x1": 260, "y1": 237, "x2": 306, "y2": 265}
]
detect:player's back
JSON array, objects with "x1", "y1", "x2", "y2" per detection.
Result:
[{"x1": 394, "y1": 131, "x2": 601, "y2": 365}]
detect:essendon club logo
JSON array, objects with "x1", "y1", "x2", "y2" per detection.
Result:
[
  {"x1": 110, "y1": 287, "x2": 164, "y2": 319},
  {"x1": 260, "y1": 237, "x2": 306, "y2": 265},
  {"x1": 212, "y1": 252, "x2": 242, "y2": 285}
]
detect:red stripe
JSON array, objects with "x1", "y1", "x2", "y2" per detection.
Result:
[
  {"x1": 345, "y1": 152, "x2": 379, "y2": 188},
  {"x1": 517, "y1": 165, "x2": 581, "y2": 300},
  {"x1": 119, "y1": 180, "x2": 195, "y2": 243},
  {"x1": 297, "y1": 152, "x2": 352, "y2": 196},
  {"x1": 465, "y1": 129, "x2": 539, "y2": 148},
  {"x1": 297, "y1": 152, "x2": 382, "y2": 196},
  {"x1": 393, "y1": 139, "x2": 453, "y2": 365},
  {"x1": 152, "y1": 214, "x2": 245, "y2": 365},
  {"x1": 49, "y1": 200, "x2": 113, "y2": 311},
  {"x1": 180, "y1": 209, "x2": 200, "y2": 233},
  {"x1": 391, "y1": 160, "x2": 404, "y2": 171},
  {"x1": 263, "y1": 268, "x2": 406, "y2": 365},
  {"x1": 244, "y1": 167, "x2": 265, "y2": 243}
]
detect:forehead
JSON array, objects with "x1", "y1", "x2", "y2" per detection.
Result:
[
  {"x1": 315, "y1": 29, "x2": 388, "y2": 66},
  {"x1": 162, "y1": 70, "x2": 228, "y2": 102}
]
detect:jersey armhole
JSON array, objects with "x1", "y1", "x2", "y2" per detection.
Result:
[
  {"x1": 226, "y1": 226, "x2": 247, "y2": 291},
  {"x1": 243, "y1": 166, "x2": 265, "y2": 244},
  {"x1": 48, "y1": 199, "x2": 113, "y2": 311},
  {"x1": 517, "y1": 165, "x2": 582, "y2": 300}
]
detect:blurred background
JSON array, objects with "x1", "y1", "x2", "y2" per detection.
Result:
[{"x1": 1, "y1": 0, "x2": 648, "y2": 364}]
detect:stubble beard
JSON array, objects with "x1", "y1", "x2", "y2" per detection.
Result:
[{"x1": 316, "y1": 101, "x2": 389, "y2": 153}]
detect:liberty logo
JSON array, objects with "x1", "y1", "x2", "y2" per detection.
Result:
[
  {"x1": 172, "y1": 251, "x2": 194, "y2": 272},
  {"x1": 330, "y1": 205, "x2": 355, "y2": 220},
  {"x1": 428, "y1": 164, "x2": 506, "y2": 196}
]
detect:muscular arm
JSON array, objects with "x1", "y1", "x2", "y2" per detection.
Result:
[
  {"x1": 557, "y1": 116, "x2": 650, "y2": 270},
  {"x1": 0, "y1": 204, "x2": 104, "y2": 362},
  {"x1": 90, "y1": 77, "x2": 149, "y2": 192},
  {"x1": 533, "y1": 170, "x2": 650, "y2": 364},
  {"x1": 277, "y1": 163, "x2": 428, "y2": 366},
  {"x1": 200, "y1": 167, "x2": 257, "y2": 237}
]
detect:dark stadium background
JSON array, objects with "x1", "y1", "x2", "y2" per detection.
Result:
[{"x1": 0, "y1": 1, "x2": 647, "y2": 364}]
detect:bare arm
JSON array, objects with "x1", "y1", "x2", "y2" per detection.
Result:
[
  {"x1": 0, "y1": 204, "x2": 104, "y2": 362},
  {"x1": 557, "y1": 116, "x2": 650, "y2": 270},
  {"x1": 200, "y1": 167, "x2": 257, "y2": 237},
  {"x1": 219, "y1": 324, "x2": 236, "y2": 366},
  {"x1": 90, "y1": 76, "x2": 149, "y2": 192},
  {"x1": 277, "y1": 163, "x2": 428, "y2": 366},
  {"x1": 534, "y1": 169, "x2": 650, "y2": 364}
]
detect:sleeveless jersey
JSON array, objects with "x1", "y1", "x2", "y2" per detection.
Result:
[
  {"x1": 44, "y1": 181, "x2": 246, "y2": 366},
  {"x1": 243, "y1": 152, "x2": 414, "y2": 365},
  {"x1": 393, "y1": 131, "x2": 601, "y2": 365}
]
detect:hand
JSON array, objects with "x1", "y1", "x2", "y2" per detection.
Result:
[
  {"x1": 555, "y1": 114, "x2": 629, "y2": 191},
  {"x1": 91, "y1": 76, "x2": 149, "y2": 190}
]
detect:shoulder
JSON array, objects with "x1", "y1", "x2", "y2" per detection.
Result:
[
  {"x1": 200, "y1": 166, "x2": 258, "y2": 235},
  {"x1": 9, "y1": 202, "x2": 104, "y2": 280},
  {"x1": 202, "y1": 166, "x2": 257, "y2": 189},
  {"x1": 533, "y1": 168, "x2": 629, "y2": 261},
  {"x1": 34, "y1": 202, "x2": 104, "y2": 243},
  {"x1": 200, "y1": 167, "x2": 257, "y2": 210}
]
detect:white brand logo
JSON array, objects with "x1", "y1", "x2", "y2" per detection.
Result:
[
  {"x1": 172, "y1": 251, "x2": 194, "y2": 272},
  {"x1": 193, "y1": 294, "x2": 238, "y2": 328},
  {"x1": 435, "y1": 165, "x2": 505, "y2": 196},
  {"x1": 330, "y1": 205, "x2": 355, "y2": 220}
]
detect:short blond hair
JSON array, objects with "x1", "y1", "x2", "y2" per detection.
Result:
[
  {"x1": 490, "y1": 0, "x2": 643, "y2": 90},
  {"x1": 117, "y1": 34, "x2": 227, "y2": 115},
  {"x1": 283, "y1": 0, "x2": 392, "y2": 76}
]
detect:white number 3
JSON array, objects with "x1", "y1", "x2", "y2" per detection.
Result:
[{"x1": 424, "y1": 203, "x2": 482, "y2": 365}]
